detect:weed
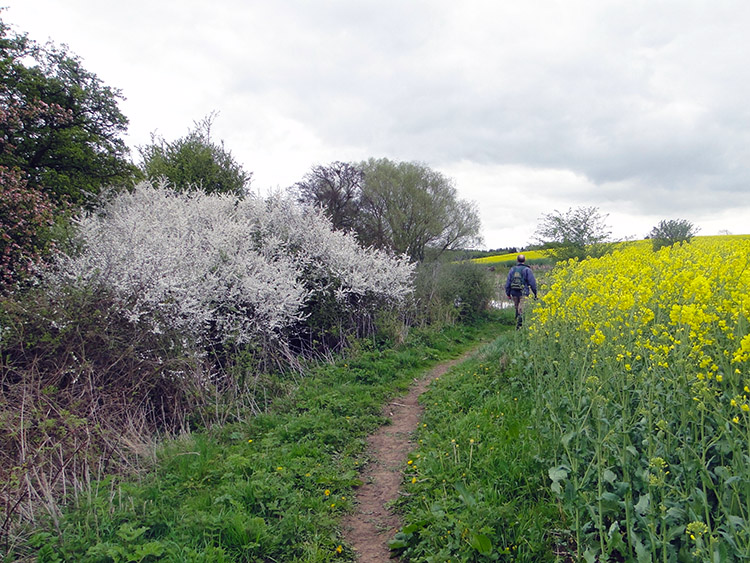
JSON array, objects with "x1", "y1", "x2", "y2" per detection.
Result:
[{"x1": 9, "y1": 316, "x2": 501, "y2": 561}]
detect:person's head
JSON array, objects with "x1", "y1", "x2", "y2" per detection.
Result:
[{"x1": 517, "y1": 254, "x2": 526, "y2": 263}]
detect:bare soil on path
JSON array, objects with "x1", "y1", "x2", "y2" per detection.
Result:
[{"x1": 341, "y1": 347, "x2": 482, "y2": 562}]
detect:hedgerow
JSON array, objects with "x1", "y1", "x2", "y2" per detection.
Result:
[{"x1": 50, "y1": 182, "x2": 414, "y2": 364}]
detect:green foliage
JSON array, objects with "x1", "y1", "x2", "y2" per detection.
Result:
[
  {"x1": 437, "y1": 262, "x2": 496, "y2": 321},
  {"x1": 534, "y1": 206, "x2": 615, "y2": 262},
  {"x1": 0, "y1": 12, "x2": 137, "y2": 291},
  {"x1": 289, "y1": 158, "x2": 482, "y2": 262},
  {"x1": 358, "y1": 158, "x2": 482, "y2": 261},
  {"x1": 138, "y1": 113, "x2": 251, "y2": 196},
  {"x1": 520, "y1": 241, "x2": 750, "y2": 561},
  {"x1": 390, "y1": 328, "x2": 562, "y2": 561},
  {"x1": 649, "y1": 218, "x2": 699, "y2": 251},
  {"x1": 9, "y1": 320, "x2": 496, "y2": 561},
  {"x1": 413, "y1": 261, "x2": 496, "y2": 325},
  {"x1": 0, "y1": 14, "x2": 137, "y2": 208}
]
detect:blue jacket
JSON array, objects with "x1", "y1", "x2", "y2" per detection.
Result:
[{"x1": 505, "y1": 264, "x2": 537, "y2": 297}]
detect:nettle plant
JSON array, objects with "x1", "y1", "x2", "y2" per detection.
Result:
[{"x1": 51, "y1": 183, "x2": 414, "y2": 361}]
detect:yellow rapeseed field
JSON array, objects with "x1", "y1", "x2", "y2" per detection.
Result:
[
  {"x1": 531, "y1": 236, "x2": 750, "y2": 393},
  {"x1": 523, "y1": 234, "x2": 750, "y2": 560},
  {"x1": 471, "y1": 249, "x2": 547, "y2": 265}
]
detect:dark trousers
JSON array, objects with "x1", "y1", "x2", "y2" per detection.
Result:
[{"x1": 509, "y1": 291, "x2": 524, "y2": 329}]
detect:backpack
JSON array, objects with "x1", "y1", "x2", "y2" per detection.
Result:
[{"x1": 509, "y1": 266, "x2": 525, "y2": 291}]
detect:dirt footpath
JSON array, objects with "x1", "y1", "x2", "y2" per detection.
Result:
[{"x1": 341, "y1": 349, "x2": 479, "y2": 562}]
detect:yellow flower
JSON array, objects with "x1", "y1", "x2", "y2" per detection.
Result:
[
  {"x1": 336, "y1": 545, "x2": 343, "y2": 553},
  {"x1": 324, "y1": 489, "x2": 331, "y2": 496},
  {"x1": 591, "y1": 330, "x2": 606, "y2": 345},
  {"x1": 411, "y1": 476, "x2": 417, "y2": 484}
]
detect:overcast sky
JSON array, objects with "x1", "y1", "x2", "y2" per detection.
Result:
[{"x1": 5, "y1": 0, "x2": 749, "y2": 248}]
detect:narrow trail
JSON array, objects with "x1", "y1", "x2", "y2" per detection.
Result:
[{"x1": 341, "y1": 346, "x2": 483, "y2": 562}]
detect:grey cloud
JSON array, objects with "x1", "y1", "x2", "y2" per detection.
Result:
[{"x1": 7, "y1": 0, "x2": 750, "y2": 245}]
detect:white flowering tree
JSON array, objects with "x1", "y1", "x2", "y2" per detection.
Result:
[{"x1": 53, "y1": 183, "x2": 414, "y2": 362}]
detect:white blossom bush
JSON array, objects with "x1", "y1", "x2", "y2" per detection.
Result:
[{"x1": 53, "y1": 182, "x2": 414, "y2": 357}]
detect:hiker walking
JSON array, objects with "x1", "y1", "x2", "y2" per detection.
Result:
[{"x1": 505, "y1": 254, "x2": 538, "y2": 328}]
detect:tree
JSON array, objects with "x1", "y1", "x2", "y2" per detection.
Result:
[
  {"x1": 428, "y1": 198, "x2": 483, "y2": 260},
  {"x1": 137, "y1": 113, "x2": 251, "y2": 196},
  {"x1": 291, "y1": 161, "x2": 363, "y2": 231},
  {"x1": 357, "y1": 158, "x2": 482, "y2": 262},
  {"x1": 534, "y1": 206, "x2": 614, "y2": 262},
  {"x1": 0, "y1": 14, "x2": 138, "y2": 208},
  {"x1": 649, "y1": 218, "x2": 698, "y2": 251},
  {"x1": 289, "y1": 158, "x2": 482, "y2": 262}
]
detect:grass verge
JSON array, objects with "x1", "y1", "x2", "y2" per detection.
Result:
[
  {"x1": 389, "y1": 316, "x2": 565, "y2": 562},
  {"x1": 15, "y1": 317, "x2": 502, "y2": 562}
]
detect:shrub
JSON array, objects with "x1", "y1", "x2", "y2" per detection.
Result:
[
  {"x1": 649, "y1": 218, "x2": 698, "y2": 251},
  {"x1": 51, "y1": 183, "x2": 414, "y2": 365},
  {"x1": 0, "y1": 167, "x2": 58, "y2": 292},
  {"x1": 413, "y1": 261, "x2": 494, "y2": 324},
  {"x1": 0, "y1": 282, "x2": 204, "y2": 542}
]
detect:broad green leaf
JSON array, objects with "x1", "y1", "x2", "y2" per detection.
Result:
[
  {"x1": 635, "y1": 540, "x2": 651, "y2": 563},
  {"x1": 634, "y1": 493, "x2": 650, "y2": 514},
  {"x1": 402, "y1": 520, "x2": 427, "y2": 534},
  {"x1": 549, "y1": 466, "x2": 569, "y2": 483},
  {"x1": 561, "y1": 431, "x2": 577, "y2": 447},
  {"x1": 469, "y1": 532, "x2": 493, "y2": 555}
]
